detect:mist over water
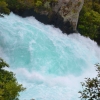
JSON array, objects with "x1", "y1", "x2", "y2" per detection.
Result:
[{"x1": 0, "y1": 13, "x2": 100, "y2": 100}]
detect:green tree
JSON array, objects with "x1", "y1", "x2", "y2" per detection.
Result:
[
  {"x1": 4, "y1": 0, "x2": 58, "y2": 12},
  {"x1": 0, "y1": 58, "x2": 25, "y2": 100},
  {"x1": 5, "y1": 0, "x2": 23, "y2": 10},
  {"x1": 78, "y1": 0, "x2": 100, "y2": 41},
  {"x1": 79, "y1": 64, "x2": 100, "y2": 100},
  {"x1": 0, "y1": 1, "x2": 10, "y2": 16}
]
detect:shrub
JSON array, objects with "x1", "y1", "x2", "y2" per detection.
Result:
[
  {"x1": 79, "y1": 64, "x2": 100, "y2": 100},
  {"x1": 0, "y1": 58, "x2": 25, "y2": 100}
]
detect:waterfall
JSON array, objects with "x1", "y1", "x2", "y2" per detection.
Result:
[{"x1": 0, "y1": 13, "x2": 100, "y2": 100}]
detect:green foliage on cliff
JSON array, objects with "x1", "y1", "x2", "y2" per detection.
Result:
[
  {"x1": 78, "y1": 0, "x2": 100, "y2": 40},
  {"x1": 0, "y1": 58, "x2": 25, "y2": 100},
  {"x1": 0, "y1": 0, "x2": 10, "y2": 15},
  {"x1": 17, "y1": 0, "x2": 57, "y2": 12},
  {"x1": 0, "y1": 0, "x2": 57, "y2": 13}
]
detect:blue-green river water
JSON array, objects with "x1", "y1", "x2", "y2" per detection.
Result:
[{"x1": 0, "y1": 13, "x2": 100, "y2": 100}]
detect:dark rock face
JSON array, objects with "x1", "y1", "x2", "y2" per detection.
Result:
[
  {"x1": 94, "y1": 36, "x2": 100, "y2": 46},
  {"x1": 11, "y1": 8, "x2": 75, "y2": 34}
]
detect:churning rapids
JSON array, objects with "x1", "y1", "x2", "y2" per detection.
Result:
[{"x1": 0, "y1": 13, "x2": 100, "y2": 100}]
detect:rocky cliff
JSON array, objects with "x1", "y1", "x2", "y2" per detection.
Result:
[
  {"x1": 57, "y1": 0, "x2": 84, "y2": 31},
  {"x1": 13, "y1": 0, "x2": 84, "y2": 34}
]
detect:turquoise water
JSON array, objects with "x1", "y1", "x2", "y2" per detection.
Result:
[{"x1": 0, "y1": 13, "x2": 100, "y2": 100}]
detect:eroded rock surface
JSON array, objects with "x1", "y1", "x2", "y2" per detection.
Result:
[{"x1": 49, "y1": 0, "x2": 84, "y2": 31}]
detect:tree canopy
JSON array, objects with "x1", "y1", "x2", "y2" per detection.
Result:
[
  {"x1": 0, "y1": 1, "x2": 10, "y2": 16},
  {"x1": 1, "y1": 0, "x2": 57, "y2": 12},
  {"x1": 0, "y1": 58, "x2": 25, "y2": 100},
  {"x1": 78, "y1": 0, "x2": 100, "y2": 41}
]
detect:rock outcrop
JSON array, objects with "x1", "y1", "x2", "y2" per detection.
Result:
[
  {"x1": 57, "y1": 0, "x2": 84, "y2": 31},
  {"x1": 12, "y1": 0, "x2": 84, "y2": 34},
  {"x1": 48, "y1": 0, "x2": 84, "y2": 32}
]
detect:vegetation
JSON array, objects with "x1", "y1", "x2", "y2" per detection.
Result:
[
  {"x1": 78, "y1": 0, "x2": 100, "y2": 41},
  {"x1": 0, "y1": 0, "x2": 10, "y2": 15},
  {"x1": 0, "y1": 0, "x2": 57, "y2": 13},
  {"x1": 79, "y1": 64, "x2": 100, "y2": 100},
  {"x1": 0, "y1": 58, "x2": 25, "y2": 100}
]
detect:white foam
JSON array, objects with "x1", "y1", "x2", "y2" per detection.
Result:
[{"x1": 0, "y1": 13, "x2": 100, "y2": 100}]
